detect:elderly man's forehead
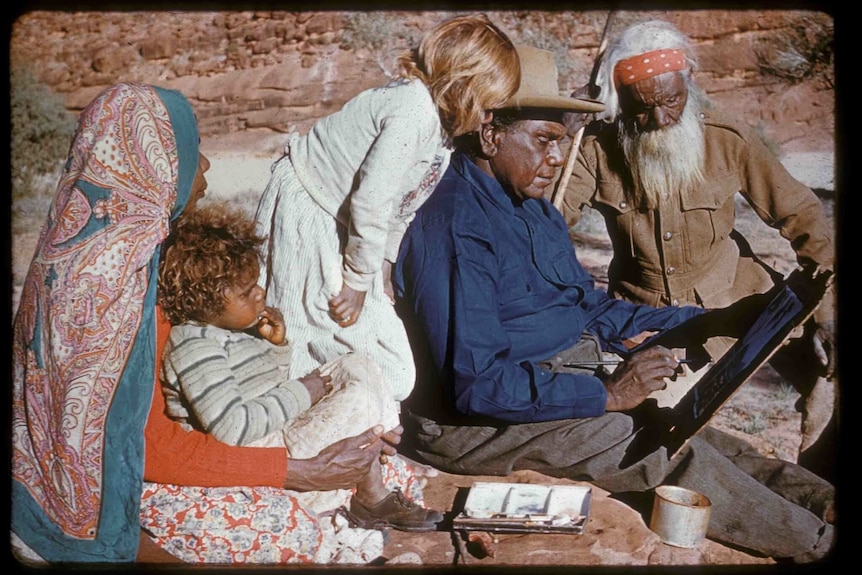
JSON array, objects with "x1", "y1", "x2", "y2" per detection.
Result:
[{"x1": 623, "y1": 71, "x2": 688, "y2": 102}]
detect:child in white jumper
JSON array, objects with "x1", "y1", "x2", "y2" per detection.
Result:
[{"x1": 254, "y1": 13, "x2": 521, "y2": 401}]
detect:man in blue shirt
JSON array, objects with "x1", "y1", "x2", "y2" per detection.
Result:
[{"x1": 393, "y1": 45, "x2": 834, "y2": 563}]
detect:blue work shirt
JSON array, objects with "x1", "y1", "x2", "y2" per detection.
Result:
[{"x1": 394, "y1": 152, "x2": 702, "y2": 424}]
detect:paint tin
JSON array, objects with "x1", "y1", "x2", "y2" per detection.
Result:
[{"x1": 649, "y1": 485, "x2": 712, "y2": 548}]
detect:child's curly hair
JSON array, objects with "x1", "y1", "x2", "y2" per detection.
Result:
[{"x1": 159, "y1": 202, "x2": 266, "y2": 325}]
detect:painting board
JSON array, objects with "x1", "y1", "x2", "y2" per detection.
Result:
[{"x1": 623, "y1": 267, "x2": 833, "y2": 462}]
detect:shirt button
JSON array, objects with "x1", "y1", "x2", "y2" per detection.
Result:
[
  {"x1": 619, "y1": 201, "x2": 627, "y2": 209},
  {"x1": 663, "y1": 231, "x2": 673, "y2": 241},
  {"x1": 666, "y1": 266, "x2": 676, "y2": 275}
]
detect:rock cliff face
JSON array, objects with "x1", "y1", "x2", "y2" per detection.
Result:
[{"x1": 10, "y1": 9, "x2": 834, "y2": 153}]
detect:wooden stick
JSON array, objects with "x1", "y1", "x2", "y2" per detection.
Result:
[
  {"x1": 551, "y1": 125, "x2": 584, "y2": 212},
  {"x1": 550, "y1": 10, "x2": 615, "y2": 213}
]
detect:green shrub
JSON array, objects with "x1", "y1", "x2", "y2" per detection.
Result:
[
  {"x1": 10, "y1": 65, "x2": 75, "y2": 202},
  {"x1": 755, "y1": 16, "x2": 834, "y2": 88},
  {"x1": 340, "y1": 12, "x2": 423, "y2": 78},
  {"x1": 740, "y1": 411, "x2": 768, "y2": 435},
  {"x1": 773, "y1": 382, "x2": 798, "y2": 403},
  {"x1": 341, "y1": 12, "x2": 400, "y2": 53},
  {"x1": 498, "y1": 11, "x2": 608, "y2": 91}
]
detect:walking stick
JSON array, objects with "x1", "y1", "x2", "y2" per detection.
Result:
[
  {"x1": 552, "y1": 125, "x2": 585, "y2": 212},
  {"x1": 551, "y1": 10, "x2": 616, "y2": 212}
]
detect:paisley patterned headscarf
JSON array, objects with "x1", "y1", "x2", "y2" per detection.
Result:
[{"x1": 11, "y1": 83, "x2": 199, "y2": 561}]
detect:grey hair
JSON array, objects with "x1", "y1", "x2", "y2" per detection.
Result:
[{"x1": 594, "y1": 20, "x2": 699, "y2": 122}]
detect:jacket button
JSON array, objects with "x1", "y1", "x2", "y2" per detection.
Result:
[
  {"x1": 666, "y1": 266, "x2": 676, "y2": 275},
  {"x1": 663, "y1": 231, "x2": 673, "y2": 241},
  {"x1": 619, "y1": 201, "x2": 627, "y2": 209},
  {"x1": 672, "y1": 299, "x2": 679, "y2": 306}
]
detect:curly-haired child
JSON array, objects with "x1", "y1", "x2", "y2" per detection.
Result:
[{"x1": 157, "y1": 201, "x2": 442, "y2": 532}]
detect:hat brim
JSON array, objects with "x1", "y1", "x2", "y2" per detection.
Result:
[{"x1": 500, "y1": 94, "x2": 605, "y2": 113}]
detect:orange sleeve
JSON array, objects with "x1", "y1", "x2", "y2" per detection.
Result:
[{"x1": 143, "y1": 307, "x2": 288, "y2": 487}]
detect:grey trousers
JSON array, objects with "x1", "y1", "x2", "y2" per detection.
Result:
[
  {"x1": 408, "y1": 413, "x2": 833, "y2": 561},
  {"x1": 405, "y1": 337, "x2": 835, "y2": 561}
]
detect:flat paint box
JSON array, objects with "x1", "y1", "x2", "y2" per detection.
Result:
[{"x1": 453, "y1": 482, "x2": 592, "y2": 534}]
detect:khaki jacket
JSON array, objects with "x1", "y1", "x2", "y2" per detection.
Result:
[{"x1": 562, "y1": 110, "x2": 834, "y2": 327}]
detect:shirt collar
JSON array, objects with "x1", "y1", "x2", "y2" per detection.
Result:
[
  {"x1": 450, "y1": 152, "x2": 558, "y2": 223},
  {"x1": 450, "y1": 152, "x2": 517, "y2": 216}
]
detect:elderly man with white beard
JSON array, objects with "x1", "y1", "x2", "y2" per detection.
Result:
[{"x1": 560, "y1": 20, "x2": 837, "y2": 482}]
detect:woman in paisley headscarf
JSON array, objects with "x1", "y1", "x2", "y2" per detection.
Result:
[{"x1": 11, "y1": 82, "x2": 423, "y2": 565}]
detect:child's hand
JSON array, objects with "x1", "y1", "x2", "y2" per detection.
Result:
[
  {"x1": 256, "y1": 306, "x2": 286, "y2": 345},
  {"x1": 299, "y1": 369, "x2": 332, "y2": 404},
  {"x1": 329, "y1": 285, "x2": 366, "y2": 327}
]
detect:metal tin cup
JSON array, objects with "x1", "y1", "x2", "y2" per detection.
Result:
[{"x1": 649, "y1": 485, "x2": 712, "y2": 548}]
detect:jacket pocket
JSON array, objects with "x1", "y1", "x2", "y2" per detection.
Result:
[
  {"x1": 679, "y1": 172, "x2": 738, "y2": 266},
  {"x1": 538, "y1": 247, "x2": 583, "y2": 287},
  {"x1": 592, "y1": 181, "x2": 639, "y2": 259},
  {"x1": 497, "y1": 260, "x2": 535, "y2": 310}
]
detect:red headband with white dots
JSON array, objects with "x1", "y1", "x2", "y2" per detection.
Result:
[{"x1": 614, "y1": 49, "x2": 686, "y2": 86}]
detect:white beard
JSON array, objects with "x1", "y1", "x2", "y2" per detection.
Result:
[{"x1": 618, "y1": 100, "x2": 706, "y2": 209}]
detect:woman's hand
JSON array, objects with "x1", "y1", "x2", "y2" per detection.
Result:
[
  {"x1": 298, "y1": 368, "x2": 331, "y2": 405},
  {"x1": 329, "y1": 285, "x2": 367, "y2": 327},
  {"x1": 604, "y1": 346, "x2": 682, "y2": 412},
  {"x1": 282, "y1": 425, "x2": 401, "y2": 492},
  {"x1": 256, "y1": 306, "x2": 286, "y2": 345}
]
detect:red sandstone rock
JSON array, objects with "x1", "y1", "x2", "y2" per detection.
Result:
[{"x1": 10, "y1": 9, "x2": 834, "y2": 151}]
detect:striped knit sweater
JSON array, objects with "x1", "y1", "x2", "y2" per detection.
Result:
[{"x1": 161, "y1": 323, "x2": 312, "y2": 446}]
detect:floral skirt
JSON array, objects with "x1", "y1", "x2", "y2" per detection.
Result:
[{"x1": 140, "y1": 455, "x2": 426, "y2": 564}]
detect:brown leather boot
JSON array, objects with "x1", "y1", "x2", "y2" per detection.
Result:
[{"x1": 346, "y1": 488, "x2": 443, "y2": 532}]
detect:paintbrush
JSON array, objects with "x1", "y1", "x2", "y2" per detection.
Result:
[{"x1": 562, "y1": 358, "x2": 700, "y2": 368}]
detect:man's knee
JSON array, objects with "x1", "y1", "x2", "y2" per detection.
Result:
[{"x1": 511, "y1": 413, "x2": 639, "y2": 473}]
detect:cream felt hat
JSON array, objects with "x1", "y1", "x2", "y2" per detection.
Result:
[{"x1": 499, "y1": 45, "x2": 605, "y2": 113}]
